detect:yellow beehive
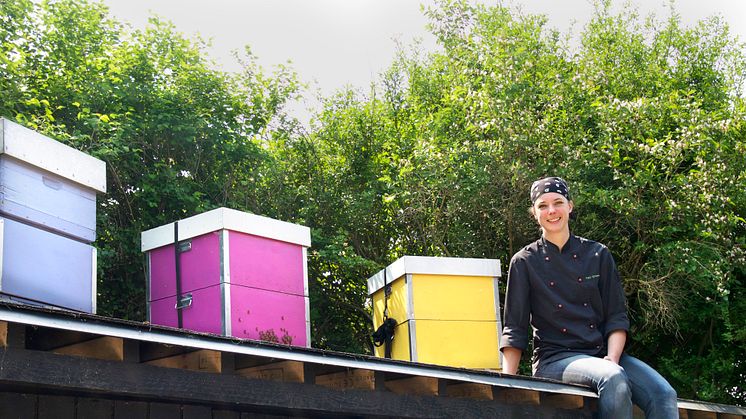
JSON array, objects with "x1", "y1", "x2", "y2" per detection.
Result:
[{"x1": 368, "y1": 256, "x2": 502, "y2": 370}]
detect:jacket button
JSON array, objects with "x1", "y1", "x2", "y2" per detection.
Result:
[
  {"x1": 573, "y1": 254, "x2": 578, "y2": 259},
  {"x1": 549, "y1": 281, "x2": 555, "y2": 286},
  {"x1": 590, "y1": 324, "x2": 595, "y2": 329},
  {"x1": 557, "y1": 304, "x2": 563, "y2": 309},
  {"x1": 583, "y1": 302, "x2": 589, "y2": 307},
  {"x1": 545, "y1": 256, "x2": 550, "y2": 261},
  {"x1": 561, "y1": 328, "x2": 568, "y2": 333},
  {"x1": 577, "y1": 277, "x2": 583, "y2": 283}
]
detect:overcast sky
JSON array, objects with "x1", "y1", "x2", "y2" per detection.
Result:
[{"x1": 101, "y1": 0, "x2": 746, "y2": 121}]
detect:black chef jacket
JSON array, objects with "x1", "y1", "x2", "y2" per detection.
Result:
[{"x1": 500, "y1": 234, "x2": 630, "y2": 371}]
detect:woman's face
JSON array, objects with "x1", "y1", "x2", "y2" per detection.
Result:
[{"x1": 532, "y1": 192, "x2": 573, "y2": 234}]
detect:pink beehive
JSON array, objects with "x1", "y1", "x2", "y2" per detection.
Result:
[{"x1": 141, "y1": 207, "x2": 311, "y2": 347}]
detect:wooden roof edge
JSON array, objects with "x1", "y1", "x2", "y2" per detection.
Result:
[{"x1": 1, "y1": 302, "x2": 744, "y2": 415}]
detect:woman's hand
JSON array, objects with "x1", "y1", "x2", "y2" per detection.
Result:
[{"x1": 605, "y1": 330, "x2": 627, "y2": 364}]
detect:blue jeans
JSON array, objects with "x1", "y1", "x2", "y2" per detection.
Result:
[{"x1": 535, "y1": 354, "x2": 678, "y2": 419}]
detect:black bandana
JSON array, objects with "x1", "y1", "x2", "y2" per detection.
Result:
[{"x1": 530, "y1": 177, "x2": 571, "y2": 203}]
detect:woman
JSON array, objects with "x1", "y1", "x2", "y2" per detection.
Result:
[{"x1": 500, "y1": 177, "x2": 678, "y2": 418}]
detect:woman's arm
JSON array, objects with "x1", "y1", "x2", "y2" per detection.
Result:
[
  {"x1": 604, "y1": 329, "x2": 627, "y2": 364},
  {"x1": 502, "y1": 347, "x2": 523, "y2": 375}
]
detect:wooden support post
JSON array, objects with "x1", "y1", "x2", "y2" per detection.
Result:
[
  {"x1": 373, "y1": 370, "x2": 386, "y2": 391},
  {"x1": 53, "y1": 336, "x2": 124, "y2": 361},
  {"x1": 0, "y1": 321, "x2": 7, "y2": 347},
  {"x1": 122, "y1": 339, "x2": 141, "y2": 363},
  {"x1": 145, "y1": 349, "x2": 222, "y2": 373},
  {"x1": 316, "y1": 369, "x2": 377, "y2": 391},
  {"x1": 541, "y1": 392, "x2": 586, "y2": 410},
  {"x1": 221, "y1": 352, "x2": 236, "y2": 374},
  {"x1": 235, "y1": 360, "x2": 304, "y2": 383},
  {"x1": 445, "y1": 382, "x2": 494, "y2": 400},
  {"x1": 384, "y1": 376, "x2": 440, "y2": 396},
  {"x1": 493, "y1": 387, "x2": 541, "y2": 405}
]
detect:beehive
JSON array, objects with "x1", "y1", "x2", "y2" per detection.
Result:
[
  {"x1": 141, "y1": 207, "x2": 311, "y2": 347},
  {"x1": 0, "y1": 118, "x2": 106, "y2": 313},
  {"x1": 368, "y1": 256, "x2": 502, "y2": 369}
]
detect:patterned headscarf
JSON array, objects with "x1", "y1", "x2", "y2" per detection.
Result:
[{"x1": 530, "y1": 177, "x2": 571, "y2": 204}]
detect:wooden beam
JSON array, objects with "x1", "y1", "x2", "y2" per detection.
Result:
[
  {"x1": 717, "y1": 414, "x2": 744, "y2": 419},
  {"x1": 315, "y1": 368, "x2": 377, "y2": 391},
  {"x1": 53, "y1": 336, "x2": 124, "y2": 361},
  {"x1": 445, "y1": 382, "x2": 494, "y2": 400},
  {"x1": 541, "y1": 392, "x2": 586, "y2": 410},
  {"x1": 494, "y1": 388, "x2": 541, "y2": 405},
  {"x1": 235, "y1": 360, "x2": 304, "y2": 383},
  {"x1": 145, "y1": 349, "x2": 222, "y2": 373},
  {"x1": 385, "y1": 376, "x2": 440, "y2": 396}
]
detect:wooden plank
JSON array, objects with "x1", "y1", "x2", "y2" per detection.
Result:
[
  {"x1": 213, "y1": 410, "x2": 241, "y2": 419},
  {"x1": 182, "y1": 404, "x2": 213, "y2": 419},
  {"x1": 688, "y1": 411, "x2": 719, "y2": 419},
  {"x1": 236, "y1": 360, "x2": 304, "y2": 383},
  {"x1": 680, "y1": 409, "x2": 690, "y2": 419},
  {"x1": 149, "y1": 402, "x2": 181, "y2": 419},
  {"x1": 541, "y1": 392, "x2": 585, "y2": 410},
  {"x1": 53, "y1": 336, "x2": 124, "y2": 361},
  {"x1": 146, "y1": 349, "x2": 222, "y2": 373},
  {"x1": 77, "y1": 398, "x2": 114, "y2": 419},
  {"x1": 446, "y1": 382, "x2": 494, "y2": 400},
  {"x1": 38, "y1": 394, "x2": 75, "y2": 419},
  {"x1": 494, "y1": 388, "x2": 541, "y2": 405},
  {"x1": 315, "y1": 369, "x2": 376, "y2": 391},
  {"x1": 113, "y1": 400, "x2": 148, "y2": 419},
  {"x1": 718, "y1": 414, "x2": 744, "y2": 419},
  {"x1": 384, "y1": 376, "x2": 440, "y2": 396},
  {"x1": 0, "y1": 392, "x2": 37, "y2": 419}
]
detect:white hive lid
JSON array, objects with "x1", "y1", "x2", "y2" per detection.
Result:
[
  {"x1": 141, "y1": 207, "x2": 311, "y2": 252},
  {"x1": 0, "y1": 117, "x2": 106, "y2": 193},
  {"x1": 367, "y1": 255, "x2": 501, "y2": 295}
]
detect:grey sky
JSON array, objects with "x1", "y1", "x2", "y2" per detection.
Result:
[{"x1": 101, "y1": 0, "x2": 746, "y2": 120}]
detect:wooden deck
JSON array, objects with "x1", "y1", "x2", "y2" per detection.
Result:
[{"x1": 0, "y1": 302, "x2": 743, "y2": 418}]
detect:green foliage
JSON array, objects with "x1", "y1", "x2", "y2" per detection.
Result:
[
  {"x1": 0, "y1": 0, "x2": 300, "y2": 319},
  {"x1": 275, "y1": 0, "x2": 746, "y2": 403},
  {"x1": 2, "y1": 0, "x2": 744, "y2": 404}
]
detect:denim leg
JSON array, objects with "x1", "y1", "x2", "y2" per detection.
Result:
[
  {"x1": 536, "y1": 354, "x2": 632, "y2": 419},
  {"x1": 619, "y1": 354, "x2": 678, "y2": 419}
]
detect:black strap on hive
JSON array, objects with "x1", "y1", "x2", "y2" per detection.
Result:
[
  {"x1": 174, "y1": 221, "x2": 183, "y2": 329},
  {"x1": 372, "y1": 268, "x2": 396, "y2": 358}
]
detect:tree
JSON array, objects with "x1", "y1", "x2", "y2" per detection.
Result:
[{"x1": 0, "y1": 0, "x2": 301, "y2": 319}]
